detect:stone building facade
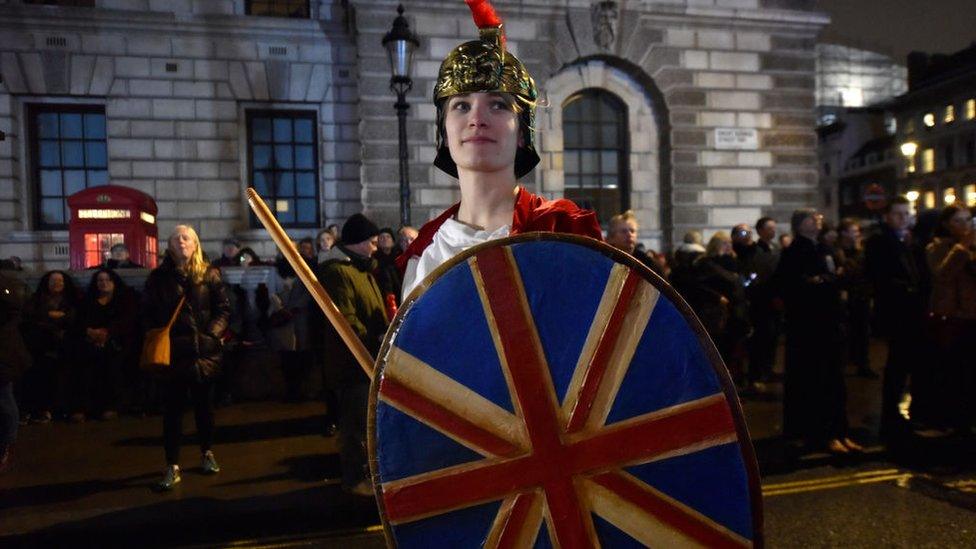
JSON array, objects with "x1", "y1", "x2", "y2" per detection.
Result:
[{"x1": 0, "y1": 0, "x2": 827, "y2": 271}]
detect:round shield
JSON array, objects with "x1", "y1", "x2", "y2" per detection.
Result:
[{"x1": 368, "y1": 234, "x2": 763, "y2": 548}]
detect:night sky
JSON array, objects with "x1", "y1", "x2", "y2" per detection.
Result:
[{"x1": 817, "y1": 0, "x2": 976, "y2": 60}]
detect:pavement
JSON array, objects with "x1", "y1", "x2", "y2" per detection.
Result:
[{"x1": 2, "y1": 339, "x2": 975, "y2": 547}]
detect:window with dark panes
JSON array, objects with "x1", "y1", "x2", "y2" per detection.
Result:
[
  {"x1": 562, "y1": 89, "x2": 629, "y2": 224},
  {"x1": 245, "y1": 0, "x2": 309, "y2": 18},
  {"x1": 30, "y1": 105, "x2": 108, "y2": 229},
  {"x1": 24, "y1": 0, "x2": 95, "y2": 6},
  {"x1": 247, "y1": 111, "x2": 318, "y2": 228}
]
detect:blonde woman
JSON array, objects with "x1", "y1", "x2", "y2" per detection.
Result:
[{"x1": 142, "y1": 225, "x2": 230, "y2": 490}]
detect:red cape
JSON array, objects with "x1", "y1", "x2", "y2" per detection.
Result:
[{"x1": 396, "y1": 187, "x2": 603, "y2": 273}]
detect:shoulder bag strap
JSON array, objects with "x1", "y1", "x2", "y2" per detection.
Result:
[{"x1": 165, "y1": 295, "x2": 187, "y2": 330}]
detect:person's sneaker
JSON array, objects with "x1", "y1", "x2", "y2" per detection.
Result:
[
  {"x1": 100, "y1": 410, "x2": 118, "y2": 421},
  {"x1": 69, "y1": 412, "x2": 85, "y2": 424},
  {"x1": 36, "y1": 411, "x2": 53, "y2": 424},
  {"x1": 156, "y1": 465, "x2": 181, "y2": 491},
  {"x1": 18, "y1": 413, "x2": 30, "y2": 426},
  {"x1": 347, "y1": 479, "x2": 374, "y2": 497},
  {"x1": 201, "y1": 451, "x2": 220, "y2": 474}
]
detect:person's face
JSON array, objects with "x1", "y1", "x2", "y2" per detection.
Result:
[
  {"x1": 945, "y1": 209, "x2": 974, "y2": 240},
  {"x1": 170, "y1": 228, "x2": 197, "y2": 261},
  {"x1": 841, "y1": 225, "x2": 861, "y2": 245},
  {"x1": 779, "y1": 234, "x2": 793, "y2": 248},
  {"x1": 798, "y1": 213, "x2": 822, "y2": 239},
  {"x1": 299, "y1": 241, "x2": 315, "y2": 259},
  {"x1": 48, "y1": 272, "x2": 65, "y2": 294},
  {"x1": 719, "y1": 240, "x2": 734, "y2": 256},
  {"x1": 223, "y1": 244, "x2": 239, "y2": 259},
  {"x1": 348, "y1": 236, "x2": 378, "y2": 258},
  {"x1": 885, "y1": 204, "x2": 911, "y2": 232},
  {"x1": 378, "y1": 233, "x2": 395, "y2": 254},
  {"x1": 111, "y1": 247, "x2": 129, "y2": 261},
  {"x1": 732, "y1": 225, "x2": 753, "y2": 246},
  {"x1": 609, "y1": 220, "x2": 639, "y2": 253},
  {"x1": 96, "y1": 272, "x2": 115, "y2": 295},
  {"x1": 445, "y1": 93, "x2": 521, "y2": 176},
  {"x1": 822, "y1": 229, "x2": 838, "y2": 247},
  {"x1": 318, "y1": 232, "x2": 334, "y2": 251},
  {"x1": 398, "y1": 227, "x2": 418, "y2": 250},
  {"x1": 758, "y1": 221, "x2": 776, "y2": 242}
]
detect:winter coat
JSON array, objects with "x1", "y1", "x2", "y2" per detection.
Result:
[
  {"x1": 142, "y1": 257, "x2": 231, "y2": 379},
  {"x1": 865, "y1": 226, "x2": 929, "y2": 335},
  {"x1": 926, "y1": 237, "x2": 976, "y2": 320},
  {"x1": 775, "y1": 235, "x2": 844, "y2": 343},
  {"x1": 316, "y1": 245, "x2": 389, "y2": 386},
  {"x1": 0, "y1": 272, "x2": 32, "y2": 384},
  {"x1": 75, "y1": 287, "x2": 139, "y2": 357},
  {"x1": 24, "y1": 290, "x2": 77, "y2": 361}
]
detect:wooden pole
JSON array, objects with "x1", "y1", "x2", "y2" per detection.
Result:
[{"x1": 246, "y1": 187, "x2": 374, "y2": 377}]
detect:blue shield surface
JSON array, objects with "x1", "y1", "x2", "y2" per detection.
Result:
[{"x1": 369, "y1": 235, "x2": 762, "y2": 548}]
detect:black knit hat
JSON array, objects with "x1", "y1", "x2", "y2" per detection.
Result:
[{"x1": 341, "y1": 213, "x2": 380, "y2": 245}]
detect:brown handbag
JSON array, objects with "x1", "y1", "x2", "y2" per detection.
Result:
[{"x1": 139, "y1": 295, "x2": 186, "y2": 372}]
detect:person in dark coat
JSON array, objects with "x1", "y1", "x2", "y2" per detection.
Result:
[
  {"x1": 777, "y1": 209, "x2": 862, "y2": 454},
  {"x1": 143, "y1": 224, "x2": 231, "y2": 490},
  {"x1": 864, "y1": 196, "x2": 930, "y2": 441},
  {"x1": 72, "y1": 269, "x2": 138, "y2": 422},
  {"x1": 743, "y1": 217, "x2": 782, "y2": 388},
  {"x1": 317, "y1": 213, "x2": 390, "y2": 497},
  {"x1": 1, "y1": 270, "x2": 32, "y2": 473},
  {"x1": 836, "y1": 218, "x2": 876, "y2": 378},
  {"x1": 22, "y1": 270, "x2": 79, "y2": 423},
  {"x1": 374, "y1": 227, "x2": 403, "y2": 307}
]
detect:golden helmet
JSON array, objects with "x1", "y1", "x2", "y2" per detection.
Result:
[{"x1": 432, "y1": 0, "x2": 540, "y2": 179}]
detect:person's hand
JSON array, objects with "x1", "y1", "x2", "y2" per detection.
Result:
[{"x1": 48, "y1": 310, "x2": 65, "y2": 319}]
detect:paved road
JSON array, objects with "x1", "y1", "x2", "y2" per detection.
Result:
[{"x1": 2, "y1": 340, "x2": 974, "y2": 547}]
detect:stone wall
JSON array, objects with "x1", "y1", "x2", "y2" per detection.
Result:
[
  {"x1": 352, "y1": 0, "x2": 828, "y2": 248},
  {"x1": 0, "y1": 0, "x2": 359, "y2": 270}
]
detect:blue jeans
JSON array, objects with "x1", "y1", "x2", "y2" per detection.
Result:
[{"x1": 0, "y1": 382, "x2": 18, "y2": 450}]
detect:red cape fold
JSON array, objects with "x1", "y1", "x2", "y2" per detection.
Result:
[
  {"x1": 465, "y1": 0, "x2": 502, "y2": 29},
  {"x1": 395, "y1": 187, "x2": 604, "y2": 274}
]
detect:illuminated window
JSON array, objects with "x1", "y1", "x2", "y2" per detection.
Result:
[
  {"x1": 923, "y1": 113, "x2": 936, "y2": 128},
  {"x1": 84, "y1": 233, "x2": 124, "y2": 269},
  {"x1": 29, "y1": 104, "x2": 108, "y2": 229},
  {"x1": 923, "y1": 191, "x2": 936, "y2": 210},
  {"x1": 944, "y1": 105, "x2": 955, "y2": 124},
  {"x1": 245, "y1": 0, "x2": 308, "y2": 18},
  {"x1": 944, "y1": 188, "x2": 957, "y2": 205},
  {"x1": 921, "y1": 148, "x2": 935, "y2": 173},
  {"x1": 967, "y1": 99, "x2": 976, "y2": 120},
  {"x1": 247, "y1": 111, "x2": 319, "y2": 228},
  {"x1": 562, "y1": 89, "x2": 630, "y2": 224},
  {"x1": 965, "y1": 184, "x2": 976, "y2": 207},
  {"x1": 146, "y1": 236, "x2": 158, "y2": 268}
]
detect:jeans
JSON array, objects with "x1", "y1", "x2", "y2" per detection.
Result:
[
  {"x1": 162, "y1": 376, "x2": 215, "y2": 465},
  {"x1": 0, "y1": 382, "x2": 18, "y2": 450},
  {"x1": 337, "y1": 382, "x2": 370, "y2": 489}
]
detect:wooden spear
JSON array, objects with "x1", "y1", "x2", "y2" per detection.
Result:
[{"x1": 245, "y1": 187, "x2": 374, "y2": 377}]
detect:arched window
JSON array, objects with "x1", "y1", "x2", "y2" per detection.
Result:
[{"x1": 562, "y1": 89, "x2": 629, "y2": 223}]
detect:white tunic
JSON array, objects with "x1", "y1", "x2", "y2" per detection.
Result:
[{"x1": 401, "y1": 218, "x2": 511, "y2": 300}]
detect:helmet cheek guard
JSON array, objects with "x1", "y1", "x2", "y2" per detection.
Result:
[{"x1": 432, "y1": 0, "x2": 541, "y2": 179}]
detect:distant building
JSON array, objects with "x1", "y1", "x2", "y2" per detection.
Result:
[
  {"x1": 815, "y1": 44, "x2": 905, "y2": 220},
  {"x1": 888, "y1": 44, "x2": 976, "y2": 214},
  {"x1": 0, "y1": 0, "x2": 828, "y2": 270}
]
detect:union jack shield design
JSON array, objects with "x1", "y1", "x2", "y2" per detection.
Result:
[{"x1": 369, "y1": 235, "x2": 763, "y2": 548}]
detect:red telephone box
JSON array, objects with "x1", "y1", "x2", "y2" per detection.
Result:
[{"x1": 67, "y1": 185, "x2": 159, "y2": 270}]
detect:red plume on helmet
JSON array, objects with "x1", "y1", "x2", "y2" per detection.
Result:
[
  {"x1": 465, "y1": 0, "x2": 502, "y2": 28},
  {"x1": 465, "y1": 0, "x2": 506, "y2": 46}
]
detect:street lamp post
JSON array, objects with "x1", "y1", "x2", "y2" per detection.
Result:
[{"x1": 382, "y1": 4, "x2": 419, "y2": 228}]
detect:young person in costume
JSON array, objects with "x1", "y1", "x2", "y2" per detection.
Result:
[{"x1": 397, "y1": 0, "x2": 603, "y2": 299}]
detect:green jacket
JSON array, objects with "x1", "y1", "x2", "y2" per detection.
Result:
[{"x1": 317, "y1": 245, "x2": 388, "y2": 385}]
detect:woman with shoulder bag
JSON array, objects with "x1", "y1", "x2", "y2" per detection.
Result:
[{"x1": 143, "y1": 225, "x2": 230, "y2": 490}]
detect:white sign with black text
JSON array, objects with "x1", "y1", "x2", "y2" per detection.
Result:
[{"x1": 713, "y1": 128, "x2": 759, "y2": 150}]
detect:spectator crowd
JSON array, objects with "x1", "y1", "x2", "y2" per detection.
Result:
[{"x1": 1, "y1": 198, "x2": 974, "y2": 479}]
